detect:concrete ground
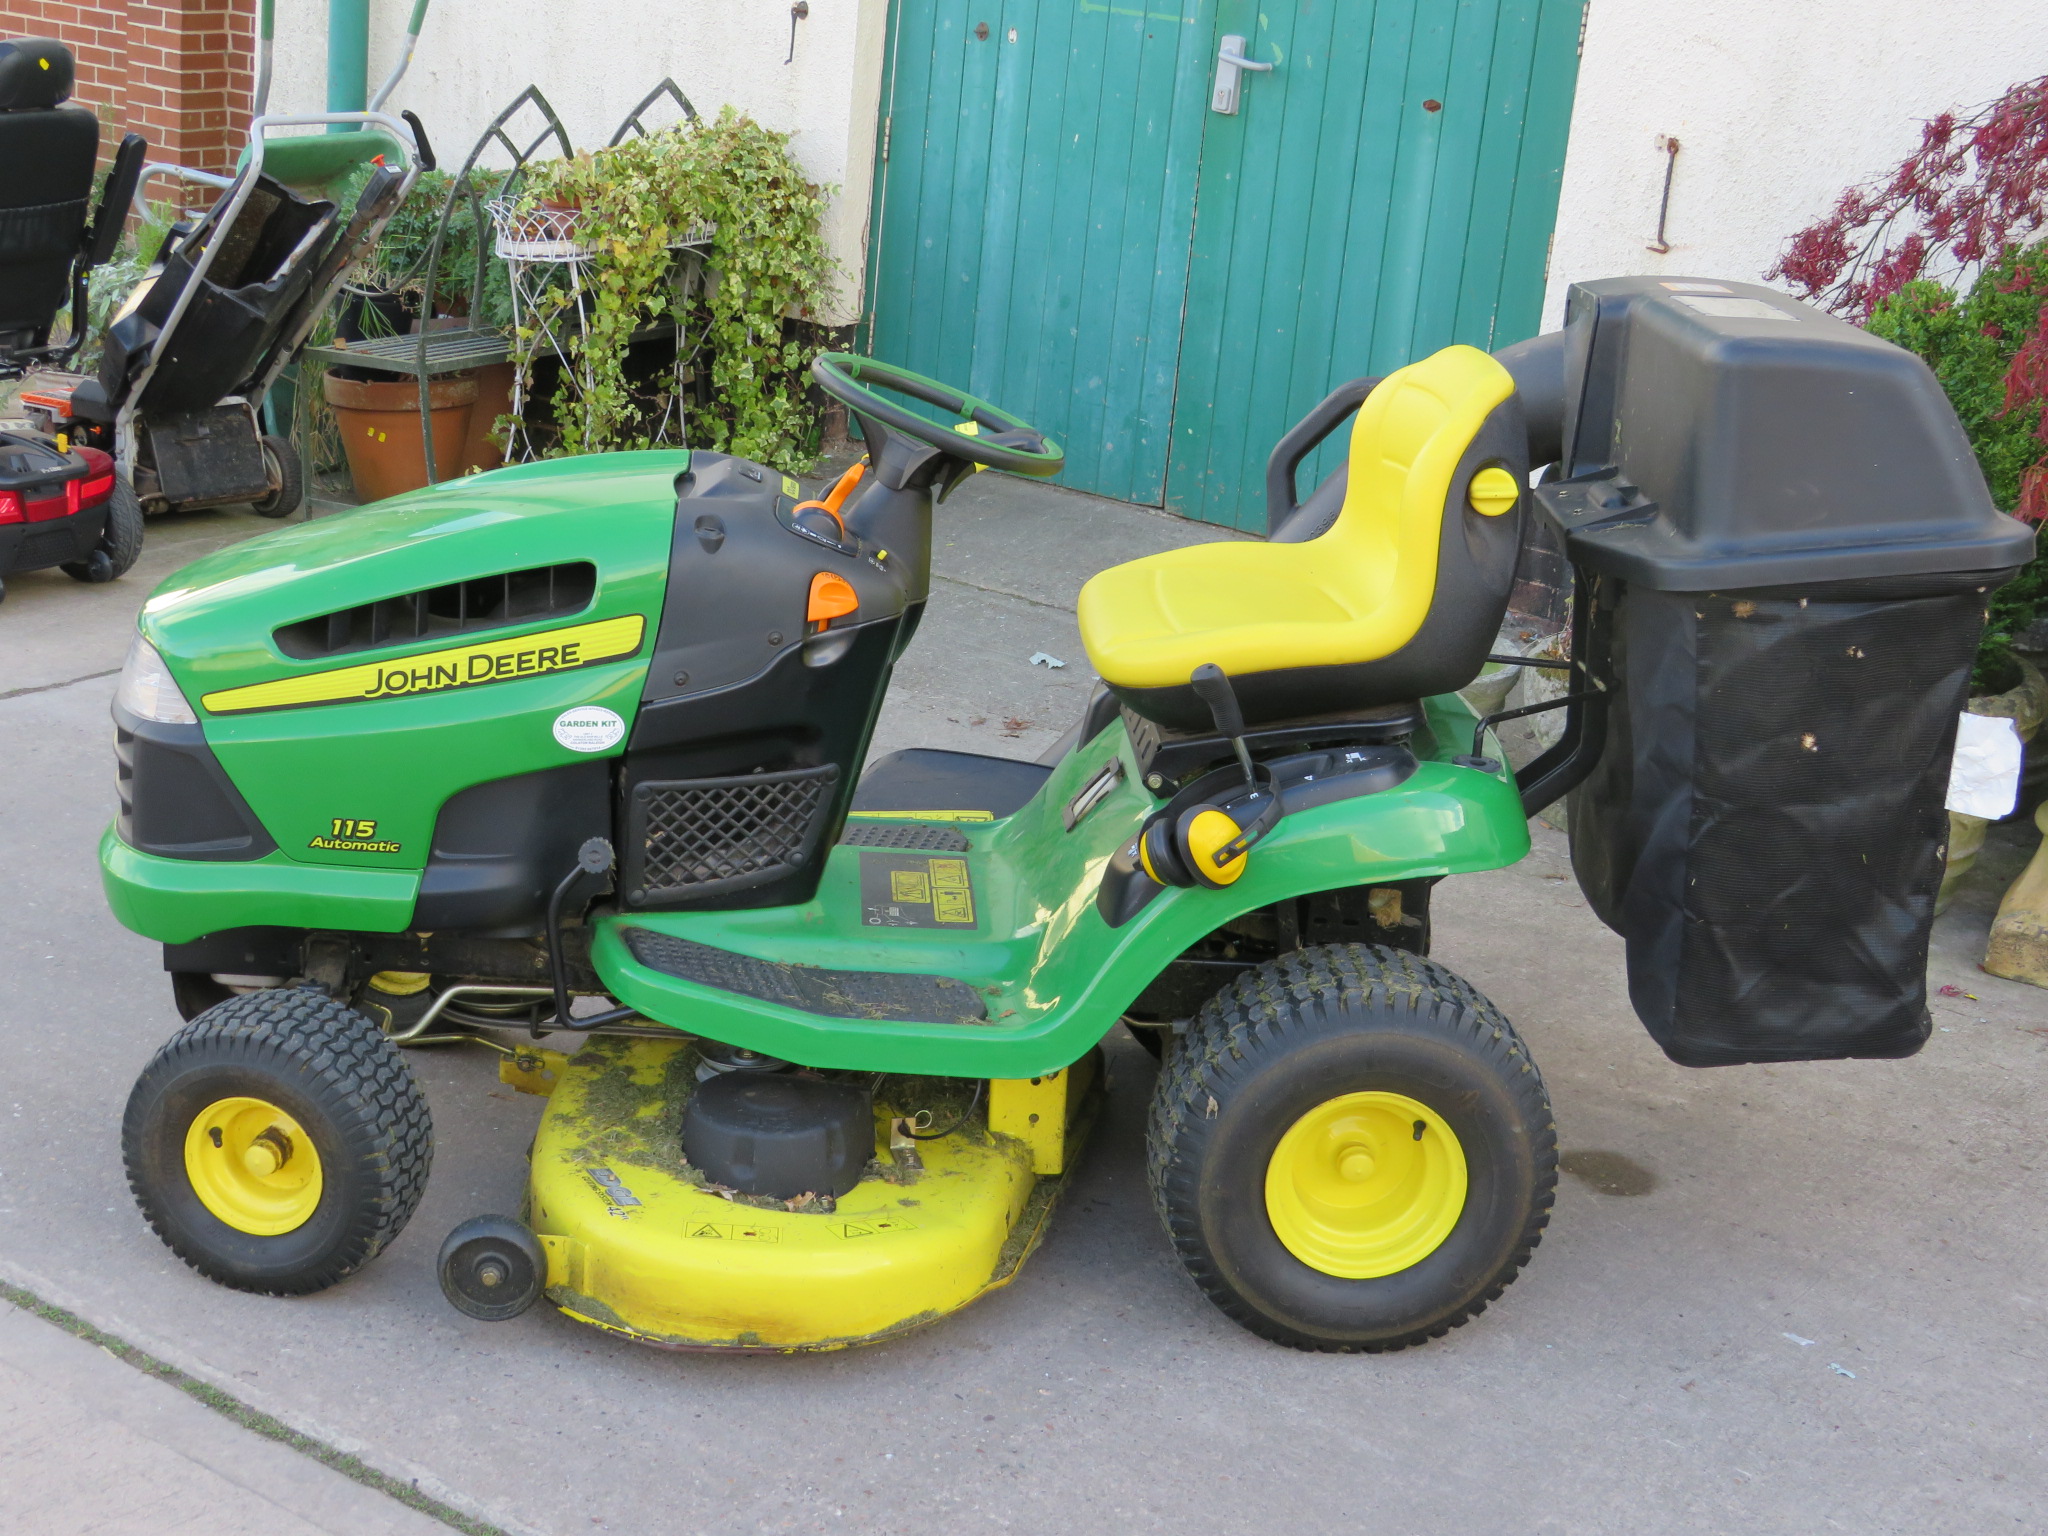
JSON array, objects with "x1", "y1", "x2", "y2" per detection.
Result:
[
  {"x1": 0, "y1": 1300, "x2": 448, "y2": 1535},
  {"x1": 2, "y1": 470, "x2": 2046, "y2": 1536}
]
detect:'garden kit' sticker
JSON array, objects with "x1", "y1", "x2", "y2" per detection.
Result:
[{"x1": 553, "y1": 706, "x2": 626, "y2": 753}]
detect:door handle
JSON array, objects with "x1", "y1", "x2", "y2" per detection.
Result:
[{"x1": 1211, "y1": 34, "x2": 1273, "y2": 115}]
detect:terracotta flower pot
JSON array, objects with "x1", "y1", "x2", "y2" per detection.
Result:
[
  {"x1": 460, "y1": 361, "x2": 518, "y2": 476},
  {"x1": 322, "y1": 371, "x2": 479, "y2": 503}
]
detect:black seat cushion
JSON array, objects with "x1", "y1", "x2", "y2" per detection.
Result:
[{"x1": 852, "y1": 749, "x2": 1053, "y2": 820}]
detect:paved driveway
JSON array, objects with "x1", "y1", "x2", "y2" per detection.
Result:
[{"x1": 1, "y1": 477, "x2": 2043, "y2": 1535}]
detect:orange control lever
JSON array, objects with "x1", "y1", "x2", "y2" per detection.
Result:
[
  {"x1": 789, "y1": 461, "x2": 866, "y2": 541},
  {"x1": 807, "y1": 571, "x2": 859, "y2": 626}
]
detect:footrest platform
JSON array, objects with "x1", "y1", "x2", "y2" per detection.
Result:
[{"x1": 618, "y1": 928, "x2": 988, "y2": 1025}]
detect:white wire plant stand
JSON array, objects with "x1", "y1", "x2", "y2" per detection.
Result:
[{"x1": 486, "y1": 197, "x2": 714, "y2": 463}]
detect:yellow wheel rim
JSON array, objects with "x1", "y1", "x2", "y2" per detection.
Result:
[
  {"x1": 1264, "y1": 1091, "x2": 1467, "y2": 1278},
  {"x1": 183, "y1": 1096, "x2": 324, "y2": 1236}
]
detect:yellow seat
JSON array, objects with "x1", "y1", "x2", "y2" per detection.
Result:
[{"x1": 1078, "y1": 344, "x2": 1527, "y2": 730}]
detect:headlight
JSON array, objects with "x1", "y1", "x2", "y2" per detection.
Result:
[{"x1": 116, "y1": 635, "x2": 198, "y2": 724}]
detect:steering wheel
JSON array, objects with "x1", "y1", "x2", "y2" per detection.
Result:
[{"x1": 811, "y1": 354, "x2": 1065, "y2": 479}]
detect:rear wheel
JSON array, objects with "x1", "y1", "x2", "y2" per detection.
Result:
[
  {"x1": 1148, "y1": 943, "x2": 1554, "y2": 1351},
  {"x1": 251, "y1": 435, "x2": 302, "y2": 518},
  {"x1": 123, "y1": 989, "x2": 433, "y2": 1294},
  {"x1": 60, "y1": 476, "x2": 143, "y2": 582}
]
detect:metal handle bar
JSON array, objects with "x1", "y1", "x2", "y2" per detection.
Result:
[
  {"x1": 133, "y1": 162, "x2": 234, "y2": 215},
  {"x1": 116, "y1": 111, "x2": 423, "y2": 458}
]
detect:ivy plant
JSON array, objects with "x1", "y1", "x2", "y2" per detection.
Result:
[{"x1": 520, "y1": 109, "x2": 836, "y2": 470}]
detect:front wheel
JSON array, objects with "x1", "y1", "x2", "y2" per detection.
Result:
[
  {"x1": 123, "y1": 989, "x2": 433, "y2": 1294},
  {"x1": 1147, "y1": 944, "x2": 1555, "y2": 1351},
  {"x1": 250, "y1": 434, "x2": 303, "y2": 518}
]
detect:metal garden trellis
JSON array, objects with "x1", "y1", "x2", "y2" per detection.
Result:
[{"x1": 298, "y1": 77, "x2": 710, "y2": 497}]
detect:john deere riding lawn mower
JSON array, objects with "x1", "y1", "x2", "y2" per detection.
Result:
[{"x1": 105, "y1": 277, "x2": 2031, "y2": 1352}]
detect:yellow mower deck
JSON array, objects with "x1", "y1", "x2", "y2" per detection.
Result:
[{"x1": 514, "y1": 1038, "x2": 1099, "y2": 1351}]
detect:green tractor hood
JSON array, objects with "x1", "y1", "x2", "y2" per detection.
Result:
[
  {"x1": 139, "y1": 452, "x2": 688, "y2": 700},
  {"x1": 109, "y1": 453, "x2": 688, "y2": 940}
]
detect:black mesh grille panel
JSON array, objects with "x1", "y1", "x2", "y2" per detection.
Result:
[
  {"x1": 623, "y1": 764, "x2": 839, "y2": 905},
  {"x1": 114, "y1": 723, "x2": 136, "y2": 843},
  {"x1": 838, "y1": 821, "x2": 971, "y2": 852}
]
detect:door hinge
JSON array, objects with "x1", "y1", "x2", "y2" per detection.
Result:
[{"x1": 882, "y1": 114, "x2": 892, "y2": 161}]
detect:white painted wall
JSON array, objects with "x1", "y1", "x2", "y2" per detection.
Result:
[
  {"x1": 265, "y1": 0, "x2": 889, "y2": 324},
  {"x1": 266, "y1": 1, "x2": 2048, "y2": 342},
  {"x1": 1546, "y1": 0, "x2": 2048, "y2": 326}
]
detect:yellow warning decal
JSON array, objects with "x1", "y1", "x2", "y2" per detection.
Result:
[
  {"x1": 201, "y1": 615, "x2": 646, "y2": 715},
  {"x1": 832, "y1": 1217, "x2": 918, "y2": 1238},
  {"x1": 844, "y1": 809, "x2": 996, "y2": 822},
  {"x1": 687, "y1": 1221, "x2": 780, "y2": 1242},
  {"x1": 859, "y1": 851, "x2": 976, "y2": 928}
]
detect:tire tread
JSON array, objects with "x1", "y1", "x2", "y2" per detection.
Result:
[
  {"x1": 122, "y1": 989, "x2": 432, "y2": 1295},
  {"x1": 1146, "y1": 942, "x2": 1557, "y2": 1352}
]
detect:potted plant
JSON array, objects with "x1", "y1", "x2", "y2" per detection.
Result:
[
  {"x1": 318, "y1": 166, "x2": 519, "y2": 496},
  {"x1": 510, "y1": 109, "x2": 836, "y2": 469}
]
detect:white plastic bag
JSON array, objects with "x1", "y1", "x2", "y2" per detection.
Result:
[{"x1": 1947, "y1": 711, "x2": 2024, "y2": 820}]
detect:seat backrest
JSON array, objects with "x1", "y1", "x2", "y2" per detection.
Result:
[
  {"x1": 0, "y1": 39, "x2": 98, "y2": 340},
  {"x1": 1314, "y1": 344, "x2": 1519, "y2": 648}
]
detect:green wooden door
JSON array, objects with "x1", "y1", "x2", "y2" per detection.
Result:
[
  {"x1": 866, "y1": 1, "x2": 1583, "y2": 526},
  {"x1": 865, "y1": 0, "x2": 1215, "y2": 504},
  {"x1": 1165, "y1": 0, "x2": 1584, "y2": 527}
]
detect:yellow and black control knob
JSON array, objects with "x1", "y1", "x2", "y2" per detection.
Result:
[{"x1": 1467, "y1": 465, "x2": 1521, "y2": 517}]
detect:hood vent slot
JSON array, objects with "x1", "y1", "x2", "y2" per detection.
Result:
[{"x1": 273, "y1": 561, "x2": 597, "y2": 660}]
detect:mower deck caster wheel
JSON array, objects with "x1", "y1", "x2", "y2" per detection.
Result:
[
  {"x1": 439, "y1": 1215, "x2": 546, "y2": 1321},
  {"x1": 123, "y1": 989, "x2": 434, "y2": 1294},
  {"x1": 1148, "y1": 942, "x2": 1556, "y2": 1352}
]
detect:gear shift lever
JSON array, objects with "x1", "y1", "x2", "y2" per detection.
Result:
[{"x1": 1191, "y1": 662, "x2": 1257, "y2": 788}]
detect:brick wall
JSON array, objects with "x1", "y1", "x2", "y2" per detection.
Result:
[{"x1": 0, "y1": 0, "x2": 255, "y2": 175}]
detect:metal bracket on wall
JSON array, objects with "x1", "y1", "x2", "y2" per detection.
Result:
[
  {"x1": 1646, "y1": 135, "x2": 1680, "y2": 254},
  {"x1": 787, "y1": 1, "x2": 810, "y2": 65}
]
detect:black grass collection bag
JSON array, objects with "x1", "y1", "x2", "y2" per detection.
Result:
[
  {"x1": 1570, "y1": 575, "x2": 1994, "y2": 1065},
  {"x1": 1535, "y1": 278, "x2": 2033, "y2": 1066}
]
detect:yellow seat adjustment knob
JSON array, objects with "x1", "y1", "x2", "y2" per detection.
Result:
[{"x1": 1468, "y1": 465, "x2": 1521, "y2": 517}]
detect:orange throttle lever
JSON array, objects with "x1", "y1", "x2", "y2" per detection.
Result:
[
  {"x1": 807, "y1": 571, "x2": 859, "y2": 628},
  {"x1": 790, "y1": 461, "x2": 867, "y2": 541}
]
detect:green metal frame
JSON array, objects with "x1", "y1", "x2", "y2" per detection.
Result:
[
  {"x1": 591, "y1": 702, "x2": 1526, "y2": 1078},
  {"x1": 101, "y1": 449, "x2": 1531, "y2": 1079}
]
